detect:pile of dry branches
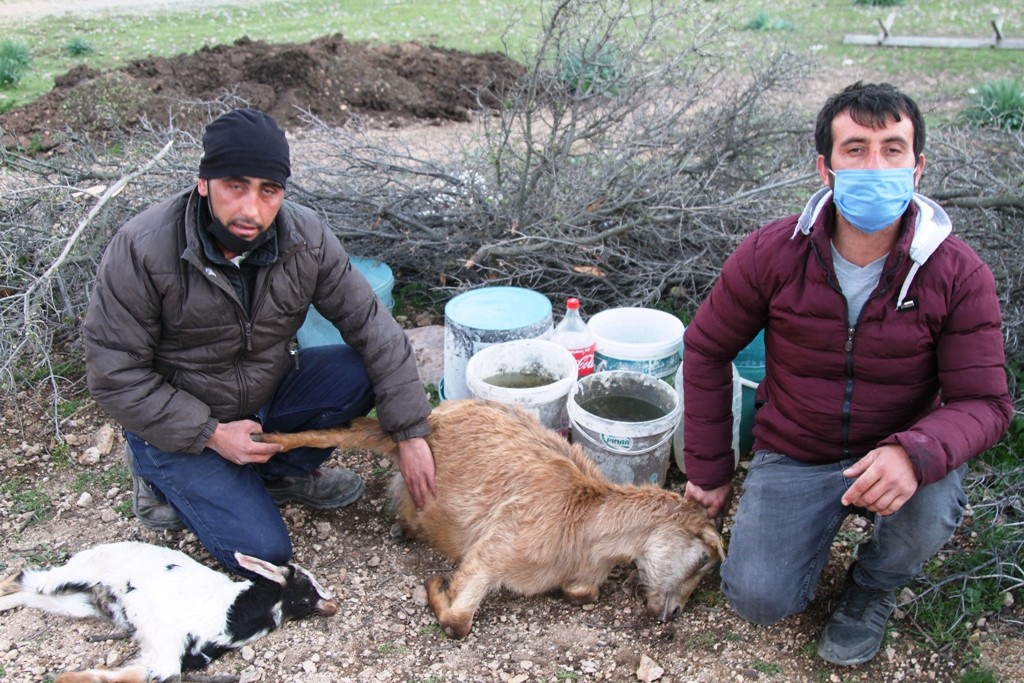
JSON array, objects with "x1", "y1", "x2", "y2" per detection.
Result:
[{"x1": 1, "y1": 0, "x2": 1022, "y2": 413}]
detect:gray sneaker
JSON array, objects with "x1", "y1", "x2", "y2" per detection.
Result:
[
  {"x1": 124, "y1": 443, "x2": 185, "y2": 531},
  {"x1": 817, "y1": 568, "x2": 897, "y2": 666},
  {"x1": 265, "y1": 467, "x2": 364, "y2": 509}
]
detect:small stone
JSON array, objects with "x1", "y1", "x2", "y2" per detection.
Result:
[
  {"x1": 367, "y1": 555, "x2": 381, "y2": 567},
  {"x1": 302, "y1": 660, "x2": 317, "y2": 674},
  {"x1": 100, "y1": 509, "x2": 118, "y2": 523},
  {"x1": 105, "y1": 649, "x2": 121, "y2": 666},
  {"x1": 239, "y1": 670, "x2": 262, "y2": 683},
  {"x1": 412, "y1": 584, "x2": 428, "y2": 607},
  {"x1": 95, "y1": 425, "x2": 116, "y2": 453},
  {"x1": 636, "y1": 654, "x2": 664, "y2": 682},
  {"x1": 520, "y1": 660, "x2": 533, "y2": 670},
  {"x1": 78, "y1": 446, "x2": 102, "y2": 465},
  {"x1": 1003, "y1": 592, "x2": 1015, "y2": 608},
  {"x1": 241, "y1": 646, "x2": 255, "y2": 661},
  {"x1": 76, "y1": 492, "x2": 94, "y2": 508}
]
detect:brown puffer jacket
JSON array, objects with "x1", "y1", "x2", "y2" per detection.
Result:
[
  {"x1": 683, "y1": 191, "x2": 1012, "y2": 490},
  {"x1": 83, "y1": 188, "x2": 431, "y2": 454}
]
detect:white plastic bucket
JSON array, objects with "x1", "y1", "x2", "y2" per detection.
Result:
[
  {"x1": 567, "y1": 370, "x2": 682, "y2": 486},
  {"x1": 589, "y1": 308, "x2": 685, "y2": 383},
  {"x1": 672, "y1": 361, "x2": 743, "y2": 474},
  {"x1": 443, "y1": 287, "x2": 553, "y2": 400},
  {"x1": 465, "y1": 339, "x2": 578, "y2": 433}
]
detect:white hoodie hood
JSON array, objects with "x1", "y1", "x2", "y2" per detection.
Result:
[{"x1": 791, "y1": 188, "x2": 953, "y2": 310}]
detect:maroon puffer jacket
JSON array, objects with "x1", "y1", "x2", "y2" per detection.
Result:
[{"x1": 683, "y1": 191, "x2": 1012, "y2": 490}]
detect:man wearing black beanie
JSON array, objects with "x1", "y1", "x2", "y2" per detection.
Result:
[{"x1": 82, "y1": 109, "x2": 436, "y2": 578}]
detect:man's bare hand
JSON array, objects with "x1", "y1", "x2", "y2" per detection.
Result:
[
  {"x1": 684, "y1": 480, "x2": 733, "y2": 520},
  {"x1": 398, "y1": 437, "x2": 436, "y2": 510},
  {"x1": 841, "y1": 444, "x2": 918, "y2": 516},
  {"x1": 207, "y1": 420, "x2": 282, "y2": 465}
]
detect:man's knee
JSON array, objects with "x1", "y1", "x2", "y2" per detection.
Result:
[
  {"x1": 722, "y1": 558, "x2": 808, "y2": 625},
  {"x1": 723, "y1": 580, "x2": 804, "y2": 626}
]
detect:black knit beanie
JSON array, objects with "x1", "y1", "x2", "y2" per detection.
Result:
[{"x1": 198, "y1": 109, "x2": 291, "y2": 186}]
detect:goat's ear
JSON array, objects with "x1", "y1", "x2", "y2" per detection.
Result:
[{"x1": 235, "y1": 552, "x2": 287, "y2": 586}]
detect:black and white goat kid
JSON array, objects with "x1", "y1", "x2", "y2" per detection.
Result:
[{"x1": 0, "y1": 541, "x2": 337, "y2": 683}]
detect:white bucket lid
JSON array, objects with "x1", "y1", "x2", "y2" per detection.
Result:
[{"x1": 589, "y1": 308, "x2": 685, "y2": 361}]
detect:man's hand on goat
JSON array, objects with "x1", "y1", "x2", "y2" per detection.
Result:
[
  {"x1": 684, "y1": 480, "x2": 733, "y2": 520},
  {"x1": 841, "y1": 444, "x2": 919, "y2": 516},
  {"x1": 209, "y1": 420, "x2": 282, "y2": 465},
  {"x1": 398, "y1": 437, "x2": 436, "y2": 510}
]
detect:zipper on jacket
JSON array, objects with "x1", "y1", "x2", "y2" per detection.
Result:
[{"x1": 841, "y1": 327, "x2": 855, "y2": 457}]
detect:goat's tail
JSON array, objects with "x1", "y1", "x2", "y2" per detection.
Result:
[{"x1": 255, "y1": 417, "x2": 397, "y2": 456}]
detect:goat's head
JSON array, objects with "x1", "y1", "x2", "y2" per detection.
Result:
[
  {"x1": 235, "y1": 553, "x2": 338, "y2": 620},
  {"x1": 633, "y1": 500, "x2": 725, "y2": 622}
]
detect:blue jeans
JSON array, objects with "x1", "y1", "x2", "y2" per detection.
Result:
[
  {"x1": 125, "y1": 345, "x2": 376, "y2": 575},
  {"x1": 721, "y1": 450, "x2": 967, "y2": 625}
]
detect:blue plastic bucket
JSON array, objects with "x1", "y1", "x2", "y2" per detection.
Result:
[
  {"x1": 442, "y1": 287, "x2": 553, "y2": 400},
  {"x1": 296, "y1": 256, "x2": 395, "y2": 348},
  {"x1": 734, "y1": 330, "x2": 766, "y2": 456}
]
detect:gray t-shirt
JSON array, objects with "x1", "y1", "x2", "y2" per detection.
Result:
[{"x1": 831, "y1": 242, "x2": 886, "y2": 325}]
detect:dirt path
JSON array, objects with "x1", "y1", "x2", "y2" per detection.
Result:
[{"x1": 0, "y1": 0, "x2": 254, "y2": 20}]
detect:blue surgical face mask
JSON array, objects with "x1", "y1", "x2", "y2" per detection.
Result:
[{"x1": 829, "y1": 167, "x2": 916, "y2": 234}]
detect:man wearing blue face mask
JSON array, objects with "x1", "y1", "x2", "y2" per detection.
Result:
[{"x1": 681, "y1": 82, "x2": 1011, "y2": 666}]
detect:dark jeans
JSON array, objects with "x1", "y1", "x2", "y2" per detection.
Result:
[
  {"x1": 720, "y1": 450, "x2": 967, "y2": 625},
  {"x1": 126, "y1": 344, "x2": 375, "y2": 575}
]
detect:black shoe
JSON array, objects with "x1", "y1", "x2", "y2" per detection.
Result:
[
  {"x1": 124, "y1": 443, "x2": 185, "y2": 531},
  {"x1": 265, "y1": 467, "x2": 364, "y2": 509},
  {"x1": 817, "y1": 568, "x2": 896, "y2": 666}
]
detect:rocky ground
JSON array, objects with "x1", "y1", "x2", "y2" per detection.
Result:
[
  {"x1": 1, "y1": 324, "x2": 1020, "y2": 682},
  {"x1": 1, "y1": 3, "x2": 1022, "y2": 681}
]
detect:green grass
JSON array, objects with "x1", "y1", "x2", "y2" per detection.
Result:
[
  {"x1": 743, "y1": 12, "x2": 795, "y2": 32},
  {"x1": 1, "y1": 475, "x2": 53, "y2": 526},
  {"x1": 418, "y1": 623, "x2": 447, "y2": 638},
  {"x1": 959, "y1": 668, "x2": 998, "y2": 683},
  {"x1": 50, "y1": 438, "x2": 73, "y2": 469},
  {"x1": 63, "y1": 36, "x2": 94, "y2": 57},
  {"x1": 73, "y1": 465, "x2": 130, "y2": 495},
  {"x1": 0, "y1": 0, "x2": 1016, "y2": 116},
  {"x1": 0, "y1": 38, "x2": 31, "y2": 87},
  {"x1": 961, "y1": 78, "x2": 1024, "y2": 131}
]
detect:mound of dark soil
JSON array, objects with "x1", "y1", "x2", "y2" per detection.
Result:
[{"x1": 0, "y1": 33, "x2": 524, "y2": 148}]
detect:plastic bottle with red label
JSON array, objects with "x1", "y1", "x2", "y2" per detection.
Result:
[{"x1": 551, "y1": 297, "x2": 596, "y2": 378}]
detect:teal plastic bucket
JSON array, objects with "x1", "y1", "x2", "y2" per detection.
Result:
[
  {"x1": 296, "y1": 256, "x2": 395, "y2": 348},
  {"x1": 443, "y1": 287, "x2": 553, "y2": 400},
  {"x1": 734, "y1": 330, "x2": 765, "y2": 456}
]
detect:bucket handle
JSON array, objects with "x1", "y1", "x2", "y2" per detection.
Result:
[{"x1": 572, "y1": 422, "x2": 676, "y2": 457}]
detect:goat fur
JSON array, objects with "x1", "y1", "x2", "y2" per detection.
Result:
[
  {"x1": 0, "y1": 541, "x2": 337, "y2": 683},
  {"x1": 258, "y1": 399, "x2": 724, "y2": 639}
]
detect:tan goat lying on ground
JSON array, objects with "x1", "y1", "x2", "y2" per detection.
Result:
[{"x1": 258, "y1": 399, "x2": 724, "y2": 639}]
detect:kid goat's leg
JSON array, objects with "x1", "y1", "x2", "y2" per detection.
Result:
[
  {"x1": 425, "y1": 552, "x2": 495, "y2": 640},
  {"x1": 54, "y1": 664, "x2": 150, "y2": 683}
]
